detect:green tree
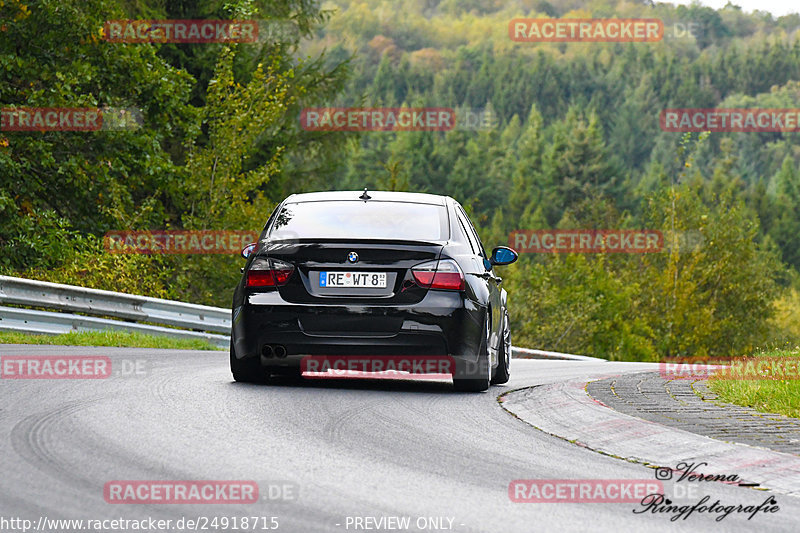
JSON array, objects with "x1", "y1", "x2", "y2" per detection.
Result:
[
  {"x1": 0, "y1": 0, "x2": 195, "y2": 270},
  {"x1": 767, "y1": 156, "x2": 800, "y2": 270}
]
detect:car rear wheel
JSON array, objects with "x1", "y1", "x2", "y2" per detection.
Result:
[
  {"x1": 491, "y1": 312, "x2": 511, "y2": 385},
  {"x1": 230, "y1": 340, "x2": 267, "y2": 383},
  {"x1": 453, "y1": 315, "x2": 491, "y2": 392}
]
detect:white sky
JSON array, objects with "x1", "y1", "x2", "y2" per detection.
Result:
[{"x1": 666, "y1": 0, "x2": 799, "y2": 17}]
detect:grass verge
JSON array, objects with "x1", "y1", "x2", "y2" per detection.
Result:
[
  {"x1": 706, "y1": 349, "x2": 800, "y2": 418},
  {"x1": 0, "y1": 330, "x2": 222, "y2": 350}
]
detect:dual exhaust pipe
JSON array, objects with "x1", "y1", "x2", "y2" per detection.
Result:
[{"x1": 261, "y1": 344, "x2": 287, "y2": 359}]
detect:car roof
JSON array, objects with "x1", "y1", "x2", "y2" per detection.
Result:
[{"x1": 283, "y1": 190, "x2": 449, "y2": 206}]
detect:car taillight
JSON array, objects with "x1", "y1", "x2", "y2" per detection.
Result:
[
  {"x1": 246, "y1": 258, "x2": 294, "y2": 288},
  {"x1": 411, "y1": 259, "x2": 465, "y2": 291}
]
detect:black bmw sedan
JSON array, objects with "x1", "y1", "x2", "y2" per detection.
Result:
[{"x1": 230, "y1": 190, "x2": 518, "y2": 392}]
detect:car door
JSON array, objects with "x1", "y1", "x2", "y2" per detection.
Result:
[{"x1": 455, "y1": 205, "x2": 502, "y2": 360}]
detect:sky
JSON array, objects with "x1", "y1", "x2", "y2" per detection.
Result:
[{"x1": 666, "y1": 0, "x2": 799, "y2": 17}]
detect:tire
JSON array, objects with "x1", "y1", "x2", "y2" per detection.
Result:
[
  {"x1": 491, "y1": 312, "x2": 511, "y2": 385},
  {"x1": 230, "y1": 340, "x2": 266, "y2": 383},
  {"x1": 453, "y1": 315, "x2": 491, "y2": 392}
]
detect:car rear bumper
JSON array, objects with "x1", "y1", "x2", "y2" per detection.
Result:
[{"x1": 232, "y1": 289, "x2": 483, "y2": 367}]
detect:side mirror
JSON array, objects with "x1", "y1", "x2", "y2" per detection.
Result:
[
  {"x1": 490, "y1": 246, "x2": 518, "y2": 266},
  {"x1": 241, "y1": 242, "x2": 258, "y2": 259}
]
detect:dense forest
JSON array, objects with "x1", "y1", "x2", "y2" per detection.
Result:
[{"x1": 2, "y1": 0, "x2": 800, "y2": 360}]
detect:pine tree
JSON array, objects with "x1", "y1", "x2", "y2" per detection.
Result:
[{"x1": 768, "y1": 156, "x2": 800, "y2": 269}]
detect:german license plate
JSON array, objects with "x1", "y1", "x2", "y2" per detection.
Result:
[{"x1": 319, "y1": 271, "x2": 387, "y2": 288}]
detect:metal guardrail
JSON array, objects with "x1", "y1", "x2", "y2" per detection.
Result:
[
  {"x1": 0, "y1": 275, "x2": 601, "y2": 359},
  {"x1": 0, "y1": 306, "x2": 230, "y2": 347},
  {"x1": 0, "y1": 276, "x2": 231, "y2": 348}
]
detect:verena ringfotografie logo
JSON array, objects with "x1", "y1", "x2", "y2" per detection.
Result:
[
  {"x1": 104, "y1": 231, "x2": 259, "y2": 254},
  {"x1": 301, "y1": 356, "x2": 454, "y2": 380},
  {"x1": 653, "y1": 462, "x2": 749, "y2": 485},
  {"x1": 1, "y1": 356, "x2": 111, "y2": 379},
  {"x1": 103, "y1": 20, "x2": 258, "y2": 43},
  {"x1": 0, "y1": 107, "x2": 142, "y2": 132},
  {"x1": 103, "y1": 481, "x2": 258, "y2": 504},
  {"x1": 509, "y1": 480, "x2": 663, "y2": 503},
  {"x1": 659, "y1": 357, "x2": 800, "y2": 380},
  {"x1": 635, "y1": 463, "x2": 778, "y2": 522},
  {"x1": 509, "y1": 230, "x2": 663, "y2": 254},
  {"x1": 661, "y1": 109, "x2": 800, "y2": 132},
  {"x1": 509, "y1": 19, "x2": 663, "y2": 42}
]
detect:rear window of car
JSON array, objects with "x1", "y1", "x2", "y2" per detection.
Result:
[{"x1": 269, "y1": 201, "x2": 448, "y2": 241}]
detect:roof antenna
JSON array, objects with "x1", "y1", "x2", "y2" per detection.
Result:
[{"x1": 359, "y1": 188, "x2": 371, "y2": 200}]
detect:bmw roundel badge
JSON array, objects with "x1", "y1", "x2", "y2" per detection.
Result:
[{"x1": 347, "y1": 251, "x2": 359, "y2": 263}]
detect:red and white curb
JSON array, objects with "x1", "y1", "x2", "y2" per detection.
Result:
[{"x1": 499, "y1": 376, "x2": 800, "y2": 497}]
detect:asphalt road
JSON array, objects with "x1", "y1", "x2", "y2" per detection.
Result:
[{"x1": 1, "y1": 345, "x2": 799, "y2": 532}]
